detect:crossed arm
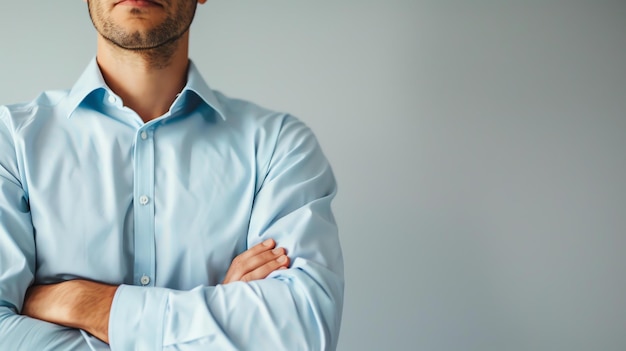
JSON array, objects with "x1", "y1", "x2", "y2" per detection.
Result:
[
  {"x1": 2, "y1": 114, "x2": 343, "y2": 350},
  {"x1": 21, "y1": 239, "x2": 290, "y2": 344}
]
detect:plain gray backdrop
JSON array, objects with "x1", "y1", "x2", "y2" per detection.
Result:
[{"x1": 1, "y1": 1, "x2": 625, "y2": 350}]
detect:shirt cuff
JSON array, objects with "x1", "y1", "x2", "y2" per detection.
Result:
[{"x1": 109, "y1": 284, "x2": 168, "y2": 350}]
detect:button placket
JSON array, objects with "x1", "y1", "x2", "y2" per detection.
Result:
[{"x1": 133, "y1": 126, "x2": 156, "y2": 287}]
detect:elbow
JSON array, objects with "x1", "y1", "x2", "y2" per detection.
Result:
[{"x1": 286, "y1": 262, "x2": 344, "y2": 351}]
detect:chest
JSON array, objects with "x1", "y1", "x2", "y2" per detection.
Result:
[{"x1": 23, "y1": 113, "x2": 258, "y2": 288}]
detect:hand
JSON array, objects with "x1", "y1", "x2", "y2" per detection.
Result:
[
  {"x1": 222, "y1": 238, "x2": 290, "y2": 284},
  {"x1": 22, "y1": 280, "x2": 116, "y2": 344}
]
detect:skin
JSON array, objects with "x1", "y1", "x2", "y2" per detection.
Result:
[
  {"x1": 23, "y1": 240, "x2": 289, "y2": 343},
  {"x1": 21, "y1": 0, "x2": 290, "y2": 344},
  {"x1": 86, "y1": 0, "x2": 203, "y2": 121}
]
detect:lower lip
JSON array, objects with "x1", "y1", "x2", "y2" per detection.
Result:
[{"x1": 116, "y1": 0, "x2": 161, "y2": 7}]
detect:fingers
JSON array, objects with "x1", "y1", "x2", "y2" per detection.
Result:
[
  {"x1": 234, "y1": 238, "x2": 277, "y2": 263},
  {"x1": 222, "y1": 239, "x2": 290, "y2": 284},
  {"x1": 239, "y1": 250, "x2": 290, "y2": 283}
]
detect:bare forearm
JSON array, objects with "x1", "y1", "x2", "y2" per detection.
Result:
[
  {"x1": 22, "y1": 280, "x2": 117, "y2": 344},
  {"x1": 20, "y1": 240, "x2": 287, "y2": 346},
  {"x1": 69, "y1": 280, "x2": 116, "y2": 343}
]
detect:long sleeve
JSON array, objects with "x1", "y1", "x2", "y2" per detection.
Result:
[
  {"x1": 0, "y1": 110, "x2": 96, "y2": 350},
  {"x1": 108, "y1": 116, "x2": 344, "y2": 350}
]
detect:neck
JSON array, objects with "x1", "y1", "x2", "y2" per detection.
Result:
[{"x1": 96, "y1": 32, "x2": 190, "y2": 122}]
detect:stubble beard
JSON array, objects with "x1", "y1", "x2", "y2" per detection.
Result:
[{"x1": 87, "y1": 1, "x2": 197, "y2": 69}]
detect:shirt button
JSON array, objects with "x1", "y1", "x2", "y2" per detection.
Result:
[
  {"x1": 107, "y1": 95, "x2": 117, "y2": 104},
  {"x1": 140, "y1": 131, "x2": 148, "y2": 140},
  {"x1": 140, "y1": 275, "x2": 150, "y2": 285},
  {"x1": 139, "y1": 195, "x2": 149, "y2": 205}
]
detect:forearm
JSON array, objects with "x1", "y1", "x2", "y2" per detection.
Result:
[
  {"x1": 69, "y1": 281, "x2": 116, "y2": 343},
  {"x1": 22, "y1": 280, "x2": 117, "y2": 344},
  {"x1": 19, "y1": 239, "x2": 288, "y2": 349},
  {"x1": 0, "y1": 306, "x2": 95, "y2": 350},
  {"x1": 109, "y1": 261, "x2": 343, "y2": 350}
]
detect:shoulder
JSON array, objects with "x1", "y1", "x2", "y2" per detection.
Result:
[
  {"x1": 0, "y1": 90, "x2": 70, "y2": 133},
  {"x1": 209, "y1": 90, "x2": 328, "y2": 184},
  {"x1": 212, "y1": 90, "x2": 315, "y2": 142}
]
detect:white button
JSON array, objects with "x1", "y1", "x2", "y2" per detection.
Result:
[
  {"x1": 140, "y1": 131, "x2": 148, "y2": 140},
  {"x1": 140, "y1": 275, "x2": 150, "y2": 285},
  {"x1": 107, "y1": 95, "x2": 116, "y2": 104},
  {"x1": 139, "y1": 195, "x2": 149, "y2": 205}
]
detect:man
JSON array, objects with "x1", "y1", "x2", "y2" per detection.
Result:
[{"x1": 0, "y1": 0, "x2": 343, "y2": 350}]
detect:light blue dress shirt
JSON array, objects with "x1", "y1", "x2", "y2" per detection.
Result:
[{"x1": 0, "y1": 59, "x2": 343, "y2": 350}]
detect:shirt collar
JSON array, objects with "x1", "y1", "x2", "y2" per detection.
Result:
[
  {"x1": 184, "y1": 60, "x2": 226, "y2": 120},
  {"x1": 66, "y1": 58, "x2": 226, "y2": 120},
  {"x1": 65, "y1": 58, "x2": 106, "y2": 118}
]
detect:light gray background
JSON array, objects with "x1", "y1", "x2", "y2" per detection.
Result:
[{"x1": 1, "y1": 1, "x2": 625, "y2": 350}]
